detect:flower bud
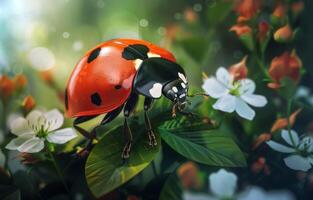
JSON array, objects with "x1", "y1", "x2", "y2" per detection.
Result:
[
  {"x1": 40, "y1": 70, "x2": 55, "y2": 86},
  {"x1": 22, "y1": 95, "x2": 36, "y2": 113},
  {"x1": 13, "y1": 74, "x2": 27, "y2": 91},
  {"x1": 268, "y1": 50, "x2": 302, "y2": 89},
  {"x1": 177, "y1": 162, "x2": 201, "y2": 190},
  {"x1": 258, "y1": 21, "x2": 270, "y2": 42},
  {"x1": 0, "y1": 75, "x2": 15, "y2": 101},
  {"x1": 270, "y1": 108, "x2": 301, "y2": 133},
  {"x1": 230, "y1": 24, "x2": 254, "y2": 51},
  {"x1": 291, "y1": 1, "x2": 304, "y2": 17},
  {"x1": 274, "y1": 24, "x2": 293, "y2": 43},
  {"x1": 229, "y1": 56, "x2": 248, "y2": 80},
  {"x1": 272, "y1": 3, "x2": 285, "y2": 18},
  {"x1": 235, "y1": 0, "x2": 261, "y2": 20}
]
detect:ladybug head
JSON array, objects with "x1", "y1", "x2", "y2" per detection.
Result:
[{"x1": 162, "y1": 78, "x2": 189, "y2": 111}]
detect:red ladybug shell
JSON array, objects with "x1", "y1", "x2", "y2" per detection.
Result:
[{"x1": 65, "y1": 39, "x2": 176, "y2": 117}]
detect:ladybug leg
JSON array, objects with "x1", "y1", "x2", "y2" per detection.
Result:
[
  {"x1": 121, "y1": 93, "x2": 139, "y2": 160},
  {"x1": 73, "y1": 115, "x2": 98, "y2": 156},
  {"x1": 144, "y1": 97, "x2": 157, "y2": 147}
]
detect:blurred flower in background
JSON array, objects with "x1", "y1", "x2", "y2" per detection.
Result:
[{"x1": 267, "y1": 130, "x2": 313, "y2": 171}]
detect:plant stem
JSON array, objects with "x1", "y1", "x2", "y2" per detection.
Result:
[
  {"x1": 47, "y1": 149, "x2": 71, "y2": 196},
  {"x1": 255, "y1": 53, "x2": 270, "y2": 80},
  {"x1": 286, "y1": 98, "x2": 296, "y2": 146}
]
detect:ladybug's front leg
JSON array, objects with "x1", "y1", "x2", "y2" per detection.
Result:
[
  {"x1": 122, "y1": 93, "x2": 138, "y2": 160},
  {"x1": 144, "y1": 97, "x2": 157, "y2": 147}
]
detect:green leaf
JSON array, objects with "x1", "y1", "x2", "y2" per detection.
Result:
[
  {"x1": 85, "y1": 124, "x2": 161, "y2": 198},
  {"x1": 158, "y1": 118, "x2": 246, "y2": 167},
  {"x1": 159, "y1": 174, "x2": 183, "y2": 200}
]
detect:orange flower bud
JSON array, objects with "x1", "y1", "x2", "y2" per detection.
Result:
[
  {"x1": 258, "y1": 21, "x2": 270, "y2": 41},
  {"x1": 229, "y1": 56, "x2": 248, "y2": 80},
  {"x1": 230, "y1": 24, "x2": 252, "y2": 36},
  {"x1": 272, "y1": 3, "x2": 286, "y2": 18},
  {"x1": 13, "y1": 74, "x2": 27, "y2": 90},
  {"x1": 291, "y1": 1, "x2": 304, "y2": 16},
  {"x1": 274, "y1": 24, "x2": 293, "y2": 42},
  {"x1": 268, "y1": 50, "x2": 302, "y2": 89},
  {"x1": 251, "y1": 157, "x2": 270, "y2": 175},
  {"x1": 270, "y1": 108, "x2": 301, "y2": 133},
  {"x1": 252, "y1": 133, "x2": 272, "y2": 150},
  {"x1": 235, "y1": 0, "x2": 261, "y2": 19},
  {"x1": 177, "y1": 162, "x2": 201, "y2": 190},
  {"x1": 0, "y1": 75, "x2": 15, "y2": 100},
  {"x1": 22, "y1": 95, "x2": 36, "y2": 112},
  {"x1": 40, "y1": 70, "x2": 55, "y2": 86},
  {"x1": 184, "y1": 8, "x2": 198, "y2": 23}
]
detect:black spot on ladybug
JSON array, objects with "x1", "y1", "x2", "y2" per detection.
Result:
[
  {"x1": 87, "y1": 47, "x2": 101, "y2": 63},
  {"x1": 91, "y1": 92, "x2": 102, "y2": 106},
  {"x1": 115, "y1": 85, "x2": 122, "y2": 90},
  {"x1": 64, "y1": 88, "x2": 68, "y2": 110},
  {"x1": 122, "y1": 44, "x2": 149, "y2": 60}
]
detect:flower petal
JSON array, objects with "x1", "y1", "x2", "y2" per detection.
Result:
[
  {"x1": 47, "y1": 128, "x2": 77, "y2": 144},
  {"x1": 202, "y1": 78, "x2": 228, "y2": 98},
  {"x1": 298, "y1": 136, "x2": 313, "y2": 152},
  {"x1": 5, "y1": 134, "x2": 34, "y2": 150},
  {"x1": 266, "y1": 141, "x2": 296, "y2": 153},
  {"x1": 238, "y1": 79, "x2": 255, "y2": 95},
  {"x1": 9, "y1": 117, "x2": 33, "y2": 136},
  {"x1": 241, "y1": 94, "x2": 267, "y2": 107},
  {"x1": 284, "y1": 155, "x2": 312, "y2": 171},
  {"x1": 183, "y1": 192, "x2": 217, "y2": 200},
  {"x1": 235, "y1": 98, "x2": 255, "y2": 120},
  {"x1": 209, "y1": 169, "x2": 237, "y2": 198},
  {"x1": 44, "y1": 109, "x2": 64, "y2": 131},
  {"x1": 213, "y1": 94, "x2": 236, "y2": 113},
  {"x1": 281, "y1": 130, "x2": 299, "y2": 146},
  {"x1": 26, "y1": 110, "x2": 44, "y2": 127},
  {"x1": 216, "y1": 67, "x2": 232, "y2": 87},
  {"x1": 17, "y1": 137, "x2": 45, "y2": 153}
]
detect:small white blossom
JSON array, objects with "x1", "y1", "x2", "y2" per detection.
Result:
[
  {"x1": 202, "y1": 67, "x2": 267, "y2": 120},
  {"x1": 267, "y1": 129, "x2": 313, "y2": 172},
  {"x1": 6, "y1": 109, "x2": 77, "y2": 153},
  {"x1": 184, "y1": 169, "x2": 294, "y2": 200}
]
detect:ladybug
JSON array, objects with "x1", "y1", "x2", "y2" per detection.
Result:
[{"x1": 65, "y1": 38, "x2": 189, "y2": 159}]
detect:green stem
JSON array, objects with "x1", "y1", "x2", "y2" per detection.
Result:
[
  {"x1": 255, "y1": 53, "x2": 270, "y2": 80},
  {"x1": 47, "y1": 148, "x2": 71, "y2": 196},
  {"x1": 286, "y1": 99, "x2": 296, "y2": 146}
]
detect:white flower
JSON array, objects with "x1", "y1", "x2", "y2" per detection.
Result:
[
  {"x1": 5, "y1": 109, "x2": 77, "y2": 153},
  {"x1": 202, "y1": 67, "x2": 267, "y2": 120},
  {"x1": 184, "y1": 169, "x2": 294, "y2": 200},
  {"x1": 267, "y1": 129, "x2": 313, "y2": 172}
]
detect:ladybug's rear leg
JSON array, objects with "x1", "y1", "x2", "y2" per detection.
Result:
[
  {"x1": 73, "y1": 115, "x2": 98, "y2": 155},
  {"x1": 73, "y1": 106, "x2": 123, "y2": 156},
  {"x1": 122, "y1": 93, "x2": 139, "y2": 160},
  {"x1": 144, "y1": 97, "x2": 157, "y2": 147}
]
